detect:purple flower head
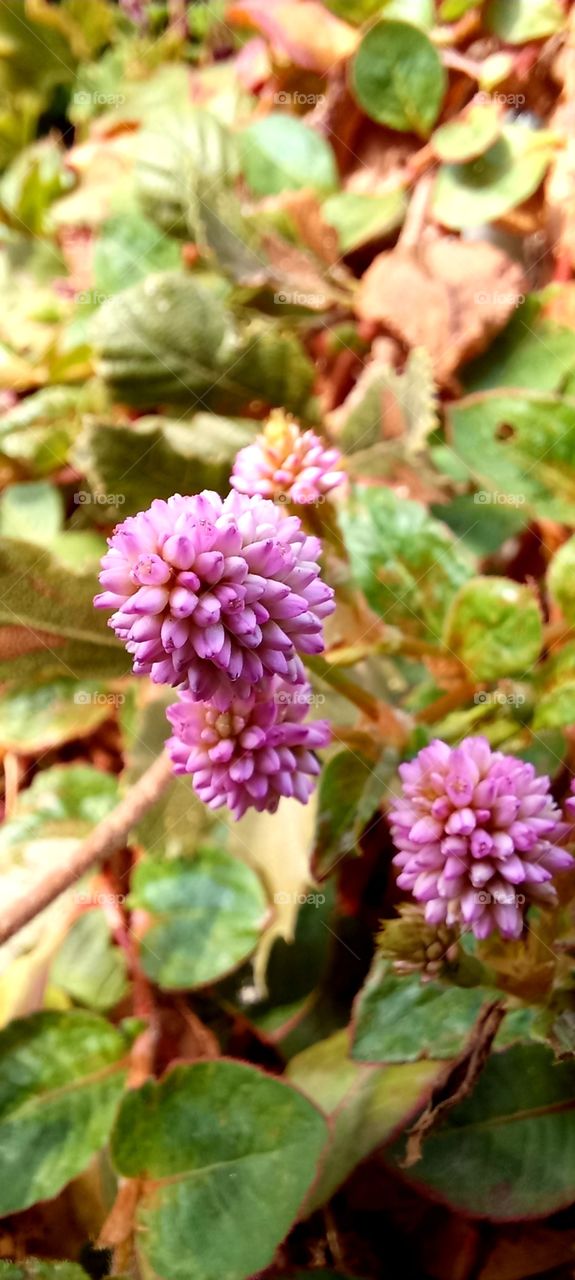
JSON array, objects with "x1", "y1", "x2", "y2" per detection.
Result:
[
  {"x1": 390, "y1": 736, "x2": 573, "y2": 941},
  {"x1": 95, "y1": 490, "x2": 335, "y2": 709},
  {"x1": 166, "y1": 678, "x2": 331, "y2": 819},
  {"x1": 230, "y1": 411, "x2": 345, "y2": 506}
]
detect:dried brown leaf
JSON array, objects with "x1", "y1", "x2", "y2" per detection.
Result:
[
  {"x1": 355, "y1": 236, "x2": 527, "y2": 383},
  {"x1": 226, "y1": 0, "x2": 358, "y2": 74}
]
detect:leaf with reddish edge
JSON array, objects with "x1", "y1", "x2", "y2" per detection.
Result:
[
  {"x1": 351, "y1": 959, "x2": 497, "y2": 1064},
  {"x1": 386, "y1": 1043, "x2": 575, "y2": 1220},
  {"x1": 288, "y1": 1029, "x2": 443, "y2": 1209},
  {"x1": 111, "y1": 1059, "x2": 329, "y2": 1280}
]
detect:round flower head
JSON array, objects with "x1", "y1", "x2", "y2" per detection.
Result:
[
  {"x1": 390, "y1": 736, "x2": 572, "y2": 941},
  {"x1": 95, "y1": 490, "x2": 335, "y2": 709},
  {"x1": 230, "y1": 411, "x2": 345, "y2": 506},
  {"x1": 166, "y1": 679, "x2": 331, "y2": 819}
]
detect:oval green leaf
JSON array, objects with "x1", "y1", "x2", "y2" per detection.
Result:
[
  {"x1": 241, "y1": 114, "x2": 338, "y2": 197},
  {"x1": 0, "y1": 1010, "x2": 130, "y2": 1215},
  {"x1": 351, "y1": 20, "x2": 446, "y2": 138},
  {"x1": 111, "y1": 1060, "x2": 328, "y2": 1280},
  {"x1": 352, "y1": 959, "x2": 495, "y2": 1063},
  {"x1": 340, "y1": 485, "x2": 473, "y2": 642},
  {"x1": 431, "y1": 103, "x2": 501, "y2": 164},
  {"x1": 389, "y1": 1044, "x2": 575, "y2": 1218},
  {"x1": 433, "y1": 125, "x2": 555, "y2": 229},
  {"x1": 486, "y1": 0, "x2": 565, "y2": 43},
  {"x1": 322, "y1": 189, "x2": 407, "y2": 253},
  {"x1": 548, "y1": 536, "x2": 575, "y2": 625},
  {"x1": 288, "y1": 1029, "x2": 442, "y2": 1207},
  {"x1": 130, "y1": 849, "x2": 268, "y2": 990},
  {"x1": 443, "y1": 576, "x2": 543, "y2": 681}
]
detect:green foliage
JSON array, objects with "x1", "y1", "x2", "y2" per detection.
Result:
[
  {"x1": 50, "y1": 911, "x2": 129, "y2": 1011},
  {"x1": 547, "y1": 537, "x2": 575, "y2": 624},
  {"x1": 433, "y1": 126, "x2": 555, "y2": 229},
  {"x1": 241, "y1": 115, "x2": 338, "y2": 197},
  {"x1": 351, "y1": 20, "x2": 446, "y2": 137},
  {"x1": 0, "y1": 538, "x2": 129, "y2": 684},
  {"x1": 1, "y1": 0, "x2": 575, "y2": 1266},
  {"x1": 0, "y1": 1265, "x2": 90, "y2": 1280},
  {"x1": 340, "y1": 485, "x2": 473, "y2": 640},
  {"x1": 75, "y1": 414, "x2": 256, "y2": 520},
  {"x1": 432, "y1": 103, "x2": 501, "y2": 164},
  {"x1": 136, "y1": 109, "x2": 239, "y2": 238},
  {"x1": 130, "y1": 849, "x2": 268, "y2": 990},
  {"x1": 391, "y1": 1044, "x2": 575, "y2": 1218},
  {"x1": 0, "y1": 677, "x2": 119, "y2": 752},
  {"x1": 322, "y1": 189, "x2": 407, "y2": 254},
  {"x1": 111, "y1": 1061, "x2": 329, "y2": 1280},
  {"x1": 94, "y1": 272, "x2": 314, "y2": 413},
  {"x1": 352, "y1": 959, "x2": 494, "y2": 1063},
  {"x1": 486, "y1": 0, "x2": 564, "y2": 42},
  {"x1": 288, "y1": 1029, "x2": 442, "y2": 1208},
  {"x1": 447, "y1": 392, "x2": 575, "y2": 523},
  {"x1": 0, "y1": 1010, "x2": 130, "y2": 1215},
  {"x1": 443, "y1": 577, "x2": 543, "y2": 680},
  {"x1": 313, "y1": 749, "x2": 395, "y2": 878}
]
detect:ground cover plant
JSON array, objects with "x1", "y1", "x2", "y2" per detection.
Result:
[{"x1": 4, "y1": 1, "x2": 575, "y2": 1277}]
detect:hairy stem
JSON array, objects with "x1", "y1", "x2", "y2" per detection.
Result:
[{"x1": 0, "y1": 751, "x2": 173, "y2": 947}]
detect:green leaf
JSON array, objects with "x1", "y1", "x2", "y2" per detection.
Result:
[
  {"x1": 382, "y1": 0, "x2": 434, "y2": 26},
  {"x1": 0, "y1": 1264, "x2": 89, "y2": 1280},
  {"x1": 0, "y1": 677, "x2": 121, "y2": 753},
  {"x1": 241, "y1": 115, "x2": 338, "y2": 198},
  {"x1": 111, "y1": 1060, "x2": 328, "y2": 1280},
  {"x1": 443, "y1": 577, "x2": 543, "y2": 681},
  {"x1": 548, "y1": 536, "x2": 575, "y2": 624},
  {"x1": 93, "y1": 211, "x2": 181, "y2": 295},
  {"x1": 0, "y1": 384, "x2": 89, "y2": 476},
  {"x1": 322, "y1": 189, "x2": 407, "y2": 253},
  {"x1": 447, "y1": 391, "x2": 575, "y2": 523},
  {"x1": 390, "y1": 1044, "x2": 575, "y2": 1218},
  {"x1": 94, "y1": 272, "x2": 314, "y2": 415},
  {"x1": 0, "y1": 764, "x2": 118, "y2": 860},
  {"x1": 0, "y1": 1010, "x2": 129, "y2": 1215},
  {"x1": 433, "y1": 125, "x2": 555, "y2": 229},
  {"x1": 462, "y1": 298, "x2": 575, "y2": 395},
  {"x1": 338, "y1": 346, "x2": 437, "y2": 455},
  {"x1": 352, "y1": 959, "x2": 494, "y2": 1064},
  {"x1": 351, "y1": 20, "x2": 446, "y2": 137},
  {"x1": 432, "y1": 103, "x2": 501, "y2": 164},
  {"x1": 75, "y1": 414, "x2": 256, "y2": 521},
  {"x1": 439, "y1": 0, "x2": 478, "y2": 17},
  {"x1": 313, "y1": 749, "x2": 395, "y2": 879},
  {"x1": 130, "y1": 849, "x2": 268, "y2": 991},
  {"x1": 340, "y1": 485, "x2": 473, "y2": 642},
  {"x1": 0, "y1": 539, "x2": 129, "y2": 684},
  {"x1": 136, "y1": 109, "x2": 239, "y2": 238},
  {"x1": 50, "y1": 911, "x2": 129, "y2": 1012},
  {"x1": 288, "y1": 1029, "x2": 441, "y2": 1208},
  {"x1": 324, "y1": 0, "x2": 382, "y2": 18},
  {"x1": 94, "y1": 272, "x2": 233, "y2": 407},
  {"x1": 430, "y1": 494, "x2": 526, "y2": 557},
  {"x1": 486, "y1": 0, "x2": 565, "y2": 43},
  {"x1": 0, "y1": 481, "x2": 63, "y2": 544},
  {"x1": 121, "y1": 689, "x2": 210, "y2": 857},
  {"x1": 533, "y1": 642, "x2": 575, "y2": 731}
]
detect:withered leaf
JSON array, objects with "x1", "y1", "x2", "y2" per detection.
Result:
[{"x1": 355, "y1": 236, "x2": 527, "y2": 383}]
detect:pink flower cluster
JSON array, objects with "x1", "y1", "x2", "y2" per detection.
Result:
[
  {"x1": 95, "y1": 487, "x2": 334, "y2": 817},
  {"x1": 231, "y1": 412, "x2": 345, "y2": 506},
  {"x1": 167, "y1": 679, "x2": 330, "y2": 819},
  {"x1": 390, "y1": 736, "x2": 573, "y2": 940}
]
